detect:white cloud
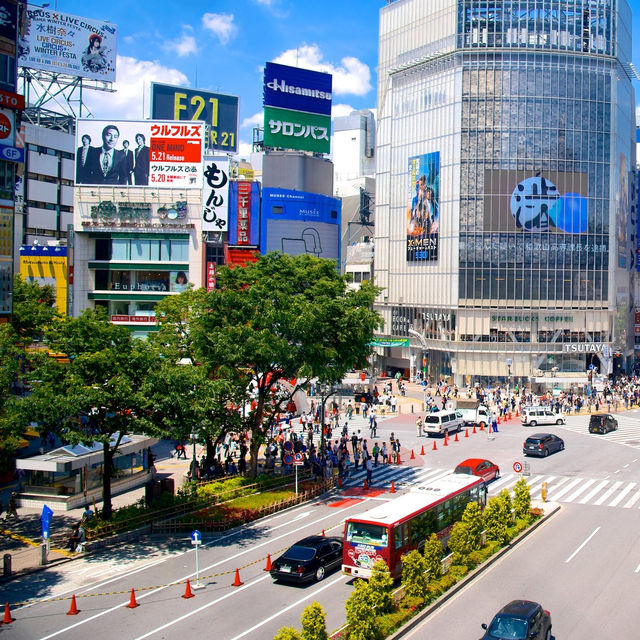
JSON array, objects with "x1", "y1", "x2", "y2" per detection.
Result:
[
  {"x1": 241, "y1": 112, "x2": 263, "y2": 129},
  {"x1": 83, "y1": 55, "x2": 189, "y2": 120},
  {"x1": 165, "y1": 31, "x2": 197, "y2": 57},
  {"x1": 332, "y1": 103, "x2": 356, "y2": 118},
  {"x1": 272, "y1": 44, "x2": 372, "y2": 96},
  {"x1": 202, "y1": 13, "x2": 237, "y2": 45},
  {"x1": 235, "y1": 141, "x2": 253, "y2": 160}
]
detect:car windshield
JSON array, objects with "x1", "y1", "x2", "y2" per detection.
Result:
[
  {"x1": 488, "y1": 615, "x2": 528, "y2": 639},
  {"x1": 282, "y1": 545, "x2": 316, "y2": 562},
  {"x1": 346, "y1": 522, "x2": 389, "y2": 547},
  {"x1": 455, "y1": 465, "x2": 473, "y2": 474}
]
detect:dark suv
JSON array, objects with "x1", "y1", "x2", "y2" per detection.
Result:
[
  {"x1": 523, "y1": 433, "x2": 564, "y2": 457},
  {"x1": 480, "y1": 600, "x2": 552, "y2": 640},
  {"x1": 589, "y1": 413, "x2": 618, "y2": 434}
]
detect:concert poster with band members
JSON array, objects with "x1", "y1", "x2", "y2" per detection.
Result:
[{"x1": 407, "y1": 152, "x2": 440, "y2": 262}]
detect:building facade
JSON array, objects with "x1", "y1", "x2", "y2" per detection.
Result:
[{"x1": 375, "y1": 0, "x2": 636, "y2": 388}]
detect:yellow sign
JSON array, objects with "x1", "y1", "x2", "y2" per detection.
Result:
[{"x1": 19, "y1": 248, "x2": 68, "y2": 315}]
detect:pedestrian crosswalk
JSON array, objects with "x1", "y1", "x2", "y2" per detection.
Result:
[
  {"x1": 558, "y1": 413, "x2": 640, "y2": 449},
  {"x1": 339, "y1": 464, "x2": 640, "y2": 510}
]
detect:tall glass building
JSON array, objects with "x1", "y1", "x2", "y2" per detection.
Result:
[{"x1": 374, "y1": 0, "x2": 637, "y2": 388}]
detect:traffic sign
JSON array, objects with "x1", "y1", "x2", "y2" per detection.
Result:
[
  {"x1": 190, "y1": 530, "x2": 202, "y2": 545},
  {"x1": 513, "y1": 461, "x2": 523, "y2": 473},
  {"x1": 283, "y1": 441, "x2": 293, "y2": 452},
  {"x1": 283, "y1": 454, "x2": 293, "y2": 465},
  {"x1": 589, "y1": 364, "x2": 595, "y2": 370},
  {"x1": 293, "y1": 452, "x2": 304, "y2": 466}
]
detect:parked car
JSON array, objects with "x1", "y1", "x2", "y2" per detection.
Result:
[
  {"x1": 589, "y1": 413, "x2": 618, "y2": 434},
  {"x1": 480, "y1": 600, "x2": 552, "y2": 640},
  {"x1": 521, "y1": 407, "x2": 565, "y2": 427},
  {"x1": 454, "y1": 458, "x2": 500, "y2": 483},
  {"x1": 523, "y1": 433, "x2": 565, "y2": 457},
  {"x1": 422, "y1": 410, "x2": 463, "y2": 437},
  {"x1": 270, "y1": 536, "x2": 343, "y2": 584}
]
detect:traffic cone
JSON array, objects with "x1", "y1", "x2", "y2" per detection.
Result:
[
  {"x1": 232, "y1": 568, "x2": 243, "y2": 587},
  {"x1": 497, "y1": 415, "x2": 501, "y2": 424},
  {"x1": 322, "y1": 529, "x2": 326, "y2": 537},
  {"x1": 508, "y1": 411, "x2": 512, "y2": 420},
  {"x1": 363, "y1": 478, "x2": 368, "y2": 489},
  {"x1": 480, "y1": 423, "x2": 484, "y2": 431},
  {"x1": 264, "y1": 554, "x2": 272, "y2": 571},
  {"x1": 454, "y1": 432, "x2": 459, "y2": 442},
  {"x1": 410, "y1": 449, "x2": 415, "y2": 460},
  {"x1": 443, "y1": 435, "x2": 448, "y2": 447},
  {"x1": 67, "y1": 594, "x2": 80, "y2": 615},
  {"x1": 183, "y1": 579, "x2": 195, "y2": 599},
  {"x1": 472, "y1": 425, "x2": 477, "y2": 434},
  {"x1": 126, "y1": 588, "x2": 139, "y2": 609},
  {"x1": 397, "y1": 453, "x2": 402, "y2": 465},
  {"x1": 432, "y1": 440, "x2": 437, "y2": 451},
  {"x1": 2, "y1": 602, "x2": 14, "y2": 624},
  {"x1": 420, "y1": 445, "x2": 425, "y2": 455},
  {"x1": 465, "y1": 428, "x2": 469, "y2": 438},
  {"x1": 516, "y1": 407, "x2": 520, "y2": 417},
  {"x1": 390, "y1": 481, "x2": 396, "y2": 494},
  {"x1": 338, "y1": 476, "x2": 342, "y2": 488}
]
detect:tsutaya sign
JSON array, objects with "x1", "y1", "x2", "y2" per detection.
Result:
[{"x1": 563, "y1": 343, "x2": 611, "y2": 355}]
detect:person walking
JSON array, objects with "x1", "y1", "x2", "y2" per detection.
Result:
[
  {"x1": 372, "y1": 442, "x2": 380, "y2": 467},
  {"x1": 365, "y1": 456, "x2": 373, "y2": 487},
  {"x1": 416, "y1": 415, "x2": 423, "y2": 438},
  {"x1": 491, "y1": 412, "x2": 499, "y2": 433},
  {"x1": 381, "y1": 442, "x2": 388, "y2": 465},
  {"x1": 5, "y1": 492, "x2": 19, "y2": 521}
]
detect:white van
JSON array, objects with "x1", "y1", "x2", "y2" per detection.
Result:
[
  {"x1": 423, "y1": 410, "x2": 464, "y2": 437},
  {"x1": 521, "y1": 407, "x2": 565, "y2": 427}
]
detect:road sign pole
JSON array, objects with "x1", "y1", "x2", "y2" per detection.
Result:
[{"x1": 295, "y1": 463, "x2": 298, "y2": 495}]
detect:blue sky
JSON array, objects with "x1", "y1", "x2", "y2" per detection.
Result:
[
  {"x1": 51, "y1": 0, "x2": 381, "y2": 158},
  {"x1": 42, "y1": 1, "x2": 640, "y2": 158}
]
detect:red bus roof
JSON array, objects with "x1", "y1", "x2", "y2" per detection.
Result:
[{"x1": 346, "y1": 473, "x2": 484, "y2": 528}]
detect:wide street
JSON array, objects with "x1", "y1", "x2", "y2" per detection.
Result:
[{"x1": 3, "y1": 406, "x2": 640, "y2": 639}]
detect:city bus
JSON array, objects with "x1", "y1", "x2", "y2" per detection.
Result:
[{"x1": 342, "y1": 473, "x2": 487, "y2": 580}]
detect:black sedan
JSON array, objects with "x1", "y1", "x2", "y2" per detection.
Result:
[
  {"x1": 480, "y1": 600, "x2": 552, "y2": 640},
  {"x1": 270, "y1": 535, "x2": 343, "y2": 584},
  {"x1": 523, "y1": 433, "x2": 564, "y2": 457}
]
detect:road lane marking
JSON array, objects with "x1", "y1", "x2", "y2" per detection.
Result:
[
  {"x1": 549, "y1": 477, "x2": 582, "y2": 501},
  {"x1": 229, "y1": 574, "x2": 345, "y2": 640},
  {"x1": 577, "y1": 480, "x2": 609, "y2": 504},
  {"x1": 635, "y1": 563, "x2": 640, "y2": 573},
  {"x1": 623, "y1": 488, "x2": 640, "y2": 508},
  {"x1": 565, "y1": 527, "x2": 600, "y2": 563},
  {"x1": 132, "y1": 574, "x2": 272, "y2": 640},
  {"x1": 594, "y1": 481, "x2": 624, "y2": 506},
  {"x1": 563, "y1": 478, "x2": 597, "y2": 502},
  {"x1": 608, "y1": 482, "x2": 636, "y2": 507}
]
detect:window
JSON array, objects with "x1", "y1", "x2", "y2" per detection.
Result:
[
  {"x1": 393, "y1": 524, "x2": 408, "y2": 550},
  {"x1": 346, "y1": 522, "x2": 388, "y2": 547}
]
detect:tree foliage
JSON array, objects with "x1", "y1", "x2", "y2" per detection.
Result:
[
  {"x1": 11, "y1": 274, "x2": 58, "y2": 341},
  {"x1": 300, "y1": 601, "x2": 328, "y2": 640},
  {"x1": 512, "y1": 477, "x2": 532, "y2": 521},
  {"x1": 423, "y1": 533, "x2": 443, "y2": 580},
  {"x1": 483, "y1": 496, "x2": 509, "y2": 545},
  {"x1": 448, "y1": 521, "x2": 475, "y2": 565},
  {"x1": 273, "y1": 627, "x2": 302, "y2": 640},
  {"x1": 461, "y1": 501, "x2": 484, "y2": 550},
  {"x1": 345, "y1": 579, "x2": 381, "y2": 640},
  {"x1": 368, "y1": 559, "x2": 394, "y2": 614},
  {"x1": 497, "y1": 488, "x2": 513, "y2": 523},
  {"x1": 401, "y1": 549, "x2": 428, "y2": 599}
]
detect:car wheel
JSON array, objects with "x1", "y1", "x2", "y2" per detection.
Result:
[
  {"x1": 315, "y1": 566, "x2": 325, "y2": 582},
  {"x1": 560, "y1": 442, "x2": 565, "y2": 451},
  {"x1": 545, "y1": 627, "x2": 551, "y2": 640},
  {"x1": 530, "y1": 420, "x2": 537, "y2": 427},
  {"x1": 543, "y1": 448, "x2": 549, "y2": 457},
  {"x1": 495, "y1": 470, "x2": 500, "y2": 480},
  {"x1": 556, "y1": 419, "x2": 563, "y2": 425}
]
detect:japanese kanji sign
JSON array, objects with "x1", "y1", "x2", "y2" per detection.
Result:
[
  {"x1": 201, "y1": 157, "x2": 229, "y2": 232},
  {"x1": 263, "y1": 106, "x2": 330, "y2": 154},
  {"x1": 236, "y1": 181, "x2": 252, "y2": 245}
]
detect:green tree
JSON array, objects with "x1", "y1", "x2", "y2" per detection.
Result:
[
  {"x1": 497, "y1": 488, "x2": 513, "y2": 525},
  {"x1": 11, "y1": 274, "x2": 58, "y2": 341},
  {"x1": 193, "y1": 253, "x2": 382, "y2": 476},
  {"x1": 448, "y1": 521, "x2": 476, "y2": 565},
  {"x1": 345, "y1": 579, "x2": 380, "y2": 640},
  {"x1": 513, "y1": 477, "x2": 532, "y2": 521},
  {"x1": 273, "y1": 627, "x2": 302, "y2": 640},
  {"x1": 25, "y1": 309, "x2": 157, "y2": 518},
  {"x1": 401, "y1": 549, "x2": 428, "y2": 599},
  {"x1": 368, "y1": 559, "x2": 394, "y2": 614},
  {"x1": 423, "y1": 533, "x2": 443, "y2": 580},
  {"x1": 483, "y1": 496, "x2": 508, "y2": 545},
  {"x1": 461, "y1": 501, "x2": 483, "y2": 550},
  {"x1": 300, "y1": 601, "x2": 328, "y2": 640}
]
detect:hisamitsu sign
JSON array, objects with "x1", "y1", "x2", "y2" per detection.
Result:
[{"x1": 263, "y1": 62, "x2": 332, "y2": 116}]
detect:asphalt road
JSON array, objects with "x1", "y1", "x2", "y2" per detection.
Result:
[{"x1": 3, "y1": 408, "x2": 640, "y2": 639}]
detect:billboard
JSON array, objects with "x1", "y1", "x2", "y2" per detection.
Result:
[
  {"x1": 483, "y1": 170, "x2": 589, "y2": 233},
  {"x1": 19, "y1": 245, "x2": 68, "y2": 315},
  {"x1": 201, "y1": 156, "x2": 230, "y2": 232},
  {"x1": 151, "y1": 83, "x2": 239, "y2": 153},
  {"x1": 263, "y1": 62, "x2": 332, "y2": 116},
  {"x1": 75, "y1": 120, "x2": 204, "y2": 189},
  {"x1": 263, "y1": 106, "x2": 330, "y2": 154},
  {"x1": 18, "y1": 7, "x2": 117, "y2": 82},
  {"x1": 261, "y1": 188, "x2": 340, "y2": 262},
  {"x1": 229, "y1": 181, "x2": 260, "y2": 246},
  {"x1": 407, "y1": 152, "x2": 440, "y2": 262}
]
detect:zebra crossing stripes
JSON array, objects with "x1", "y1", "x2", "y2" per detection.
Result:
[
  {"x1": 576, "y1": 480, "x2": 608, "y2": 504},
  {"x1": 545, "y1": 477, "x2": 582, "y2": 501},
  {"x1": 610, "y1": 482, "x2": 636, "y2": 507},
  {"x1": 593, "y1": 481, "x2": 624, "y2": 506},
  {"x1": 564, "y1": 478, "x2": 598, "y2": 503},
  {"x1": 623, "y1": 488, "x2": 640, "y2": 508}
]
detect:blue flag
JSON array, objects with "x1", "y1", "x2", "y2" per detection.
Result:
[{"x1": 41, "y1": 504, "x2": 53, "y2": 539}]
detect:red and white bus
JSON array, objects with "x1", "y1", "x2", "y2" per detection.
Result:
[{"x1": 342, "y1": 473, "x2": 487, "y2": 580}]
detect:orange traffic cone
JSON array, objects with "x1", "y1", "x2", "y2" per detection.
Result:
[
  {"x1": 390, "y1": 481, "x2": 396, "y2": 494},
  {"x1": 338, "y1": 476, "x2": 342, "y2": 488},
  {"x1": 322, "y1": 529, "x2": 326, "y2": 537},
  {"x1": 480, "y1": 423, "x2": 484, "y2": 431},
  {"x1": 67, "y1": 594, "x2": 80, "y2": 615},
  {"x1": 432, "y1": 440, "x2": 437, "y2": 451},
  {"x1": 443, "y1": 436, "x2": 448, "y2": 447},
  {"x1": 126, "y1": 588, "x2": 139, "y2": 609},
  {"x1": 516, "y1": 407, "x2": 520, "y2": 417},
  {"x1": 465, "y1": 428, "x2": 469, "y2": 438},
  {"x1": 420, "y1": 445, "x2": 425, "y2": 455},
  {"x1": 264, "y1": 554, "x2": 272, "y2": 571},
  {"x1": 2, "y1": 602, "x2": 14, "y2": 624},
  {"x1": 183, "y1": 579, "x2": 195, "y2": 599},
  {"x1": 497, "y1": 415, "x2": 501, "y2": 424},
  {"x1": 508, "y1": 411, "x2": 512, "y2": 420},
  {"x1": 410, "y1": 449, "x2": 415, "y2": 460},
  {"x1": 232, "y1": 568, "x2": 243, "y2": 587},
  {"x1": 472, "y1": 425, "x2": 477, "y2": 434},
  {"x1": 397, "y1": 453, "x2": 402, "y2": 465},
  {"x1": 364, "y1": 477, "x2": 369, "y2": 489},
  {"x1": 454, "y1": 432, "x2": 459, "y2": 442}
]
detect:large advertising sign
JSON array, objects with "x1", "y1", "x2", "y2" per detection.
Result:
[
  {"x1": 18, "y1": 7, "x2": 117, "y2": 81},
  {"x1": 617, "y1": 154, "x2": 628, "y2": 268},
  {"x1": 201, "y1": 156, "x2": 229, "y2": 232},
  {"x1": 229, "y1": 181, "x2": 260, "y2": 246},
  {"x1": 483, "y1": 170, "x2": 589, "y2": 233},
  {"x1": 261, "y1": 188, "x2": 340, "y2": 261},
  {"x1": 407, "y1": 152, "x2": 440, "y2": 262},
  {"x1": 263, "y1": 62, "x2": 332, "y2": 116},
  {"x1": 263, "y1": 106, "x2": 330, "y2": 154},
  {"x1": 151, "y1": 83, "x2": 239, "y2": 153},
  {"x1": 75, "y1": 120, "x2": 203, "y2": 189},
  {"x1": 19, "y1": 245, "x2": 68, "y2": 315}
]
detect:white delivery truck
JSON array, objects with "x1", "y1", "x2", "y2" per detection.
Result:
[{"x1": 455, "y1": 399, "x2": 490, "y2": 430}]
